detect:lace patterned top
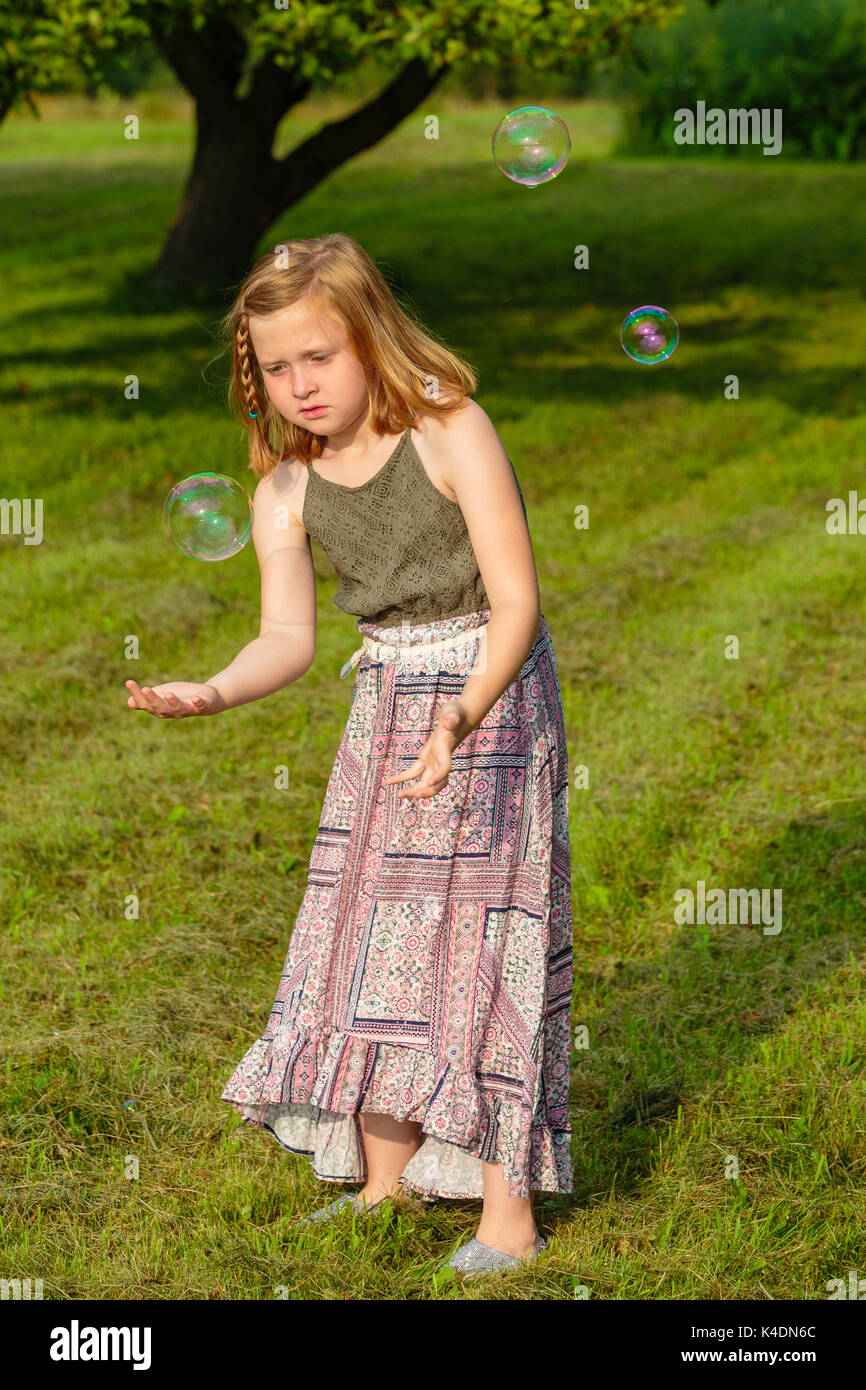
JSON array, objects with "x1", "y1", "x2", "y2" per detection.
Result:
[{"x1": 301, "y1": 425, "x2": 527, "y2": 626}]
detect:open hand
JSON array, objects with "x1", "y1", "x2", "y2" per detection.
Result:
[
  {"x1": 125, "y1": 680, "x2": 226, "y2": 718},
  {"x1": 383, "y1": 698, "x2": 469, "y2": 800}
]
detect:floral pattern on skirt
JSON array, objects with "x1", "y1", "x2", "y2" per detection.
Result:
[{"x1": 220, "y1": 607, "x2": 574, "y2": 1199}]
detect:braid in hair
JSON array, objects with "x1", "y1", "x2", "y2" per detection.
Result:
[{"x1": 237, "y1": 313, "x2": 262, "y2": 422}]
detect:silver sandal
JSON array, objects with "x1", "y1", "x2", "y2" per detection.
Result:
[
  {"x1": 442, "y1": 1234, "x2": 548, "y2": 1276},
  {"x1": 298, "y1": 1191, "x2": 388, "y2": 1226},
  {"x1": 299, "y1": 1187, "x2": 433, "y2": 1227}
]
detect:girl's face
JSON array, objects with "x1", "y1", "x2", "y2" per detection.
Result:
[{"x1": 248, "y1": 300, "x2": 369, "y2": 437}]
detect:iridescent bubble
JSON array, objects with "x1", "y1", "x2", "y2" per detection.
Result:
[
  {"x1": 492, "y1": 106, "x2": 571, "y2": 188},
  {"x1": 163, "y1": 473, "x2": 253, "y2": 561},
  {"x1": 620, "y1": 306, "x2": 679, "y2": 364}
]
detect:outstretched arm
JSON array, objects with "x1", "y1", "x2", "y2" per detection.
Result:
[{"x1": 125, "y1": 466, "x2": 316, "y2": 718}]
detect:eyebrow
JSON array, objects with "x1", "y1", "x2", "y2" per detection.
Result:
[{"x1": 258, "y1": 347, "x2": 335, "y2": 368}]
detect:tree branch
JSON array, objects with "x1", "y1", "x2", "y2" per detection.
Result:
[
  {"x1": 246, "y1": 50, "x2": 312, "y2": 133},
  {"x1": 272, "y1": 56, "x2": 448, "y2": 206}
]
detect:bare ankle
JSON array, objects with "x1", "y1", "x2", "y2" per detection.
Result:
[
  {"x1": 357, "y1": 1182, "x2": 401, "y2": 1205},
  {"x1": 475, "y1": 1224, "x2": 542, "y2": 1260}
]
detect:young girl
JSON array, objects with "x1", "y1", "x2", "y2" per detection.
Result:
[{"x1": 125, "y1": 233, "x2": 573, "y2": 1278}]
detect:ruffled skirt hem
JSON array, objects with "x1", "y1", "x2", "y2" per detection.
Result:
[{"x1": 221, "y1": 1026, "x2": 573, "y2": 1200}]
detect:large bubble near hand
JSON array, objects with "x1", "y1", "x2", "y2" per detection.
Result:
[
  {"x1": 163, "y1": 473, "x2": 253, "y2": 561},
  {"x1": 492, "y1": 106, "x2": 571, "y2": 188}
]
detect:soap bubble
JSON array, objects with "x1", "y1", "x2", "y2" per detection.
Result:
[
  {"x1": 163, "y1": 473, "x2": 253, "y2": 561},
  {"x1": 620, "y1": 306, "x2": 679, "y2": 364},
  {"x1": 492, "y1": 106, "x2": 571, "y2": 188}
]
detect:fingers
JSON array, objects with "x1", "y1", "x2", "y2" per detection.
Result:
[
  {"x1": 386, "y1": 762, "x2": 449, "y2": 798},
  {"x1": 384, "y1": 761, "x2": 441, "y2": 789},
  {"x1": 126, "y1": 681, "x2": 161, "y2": 714},
  {"x1": 135, "y1": 684, "x2": 171, "y2": 716},
  {"x1": 124, "y1": 682, "x2": 199, "y2": 718},
  {"x1": 161, "y1": 691, "x2": 206, "y2": 715},
  {"x1": 395, "y1": 776, "x2": 448, "y2": 800},
  {"x1": 383, "y1": 761, "x2": 423, "y2": 785},
  {"x1": 383, "y1": 730, "x2": 454, "y2": 797}
]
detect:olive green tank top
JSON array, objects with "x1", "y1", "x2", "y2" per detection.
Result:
[{"x1": 301, "y1": 425, "x2": 527, "y2": 626}]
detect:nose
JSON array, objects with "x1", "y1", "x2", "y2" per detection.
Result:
[{"x1": 292, "y1": 374, "x2": 315, "y2": 398}]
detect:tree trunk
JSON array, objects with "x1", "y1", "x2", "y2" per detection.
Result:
[
  {"x1": 146, "y1": 12, "x2": 447, "y2": 298},
  {"x1": 149, "y1": 103, "x2": 291, "y2": 296}
]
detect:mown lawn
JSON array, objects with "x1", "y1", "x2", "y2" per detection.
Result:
[{"x1": 1, "y1": 91, "x2": 864, "y2": 1301}]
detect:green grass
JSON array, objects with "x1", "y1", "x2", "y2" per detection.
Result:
[{"x1": 1, "y1": 91, "x2": 864, "y2": 1301}]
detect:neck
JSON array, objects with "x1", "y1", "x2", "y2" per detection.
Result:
[{"x1": 319, "y1": 406, "x2": 381, "y2": 460}]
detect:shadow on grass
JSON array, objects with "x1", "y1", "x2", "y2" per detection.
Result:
[
  {"x1": 534, "y1": 801, "x2": 864, "y2": 1232},
  {"x1": 2, "y1": 299, "x2": 863, "y2": 429},
  {"x1": 2, "y1": 148, "x2": 865, "y2": 437}
]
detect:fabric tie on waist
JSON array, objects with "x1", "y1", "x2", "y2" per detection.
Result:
[{"x1": 339, "y1": 622, "x2": 488, "y2": 679}]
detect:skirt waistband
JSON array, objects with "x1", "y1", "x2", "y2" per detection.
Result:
[{"x1": 340, "y1": 610, "x2": 491, "y2": 679}]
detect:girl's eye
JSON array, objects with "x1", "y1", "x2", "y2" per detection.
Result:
[{"x1": 266, "y1": 356, "x2": 330, "y2": 374}]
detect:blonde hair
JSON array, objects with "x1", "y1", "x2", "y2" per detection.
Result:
[{"x1": 217, "y1": 234, "x2": 478, "y2": 481}]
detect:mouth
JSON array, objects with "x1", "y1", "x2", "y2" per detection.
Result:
[{"x1": 300, "y1": 405, "x2": 328, "y2": 416}]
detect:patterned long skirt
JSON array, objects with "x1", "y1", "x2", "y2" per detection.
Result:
[{"x1": 220, "y1": 607, "x2": 574, "y2": 1200}]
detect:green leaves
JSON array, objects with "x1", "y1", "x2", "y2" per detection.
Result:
[
  {"x1": 0, "y1": 0, "x2": 151, "y2": 118},
  {"x1": 0, "y1": 0, "x2": 683, "y2": 124}
]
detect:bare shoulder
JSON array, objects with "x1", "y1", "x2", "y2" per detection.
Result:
[
  {"x1": 413, "y1": 398, "x2": 504, "y2": 491},
  {"x1": 416, "y1": 396, "x2": 493, "y2": 442},
  {"x1": 414, "y1": 397, "x2": 508, "y2": 489},
  {"x1": 253, "y1": 456, "x2": 309, "y2": 533},
  {"x1": 250, "y1": 455, "x2": 311, "y2": 542}
]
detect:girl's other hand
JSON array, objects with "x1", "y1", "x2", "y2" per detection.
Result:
[
  {"x1": 124, "y1": 680, "x2": 226, "y2": 718},
  {"x1": 383, "y1": 699, "x2": 468, "y2": 799}
]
